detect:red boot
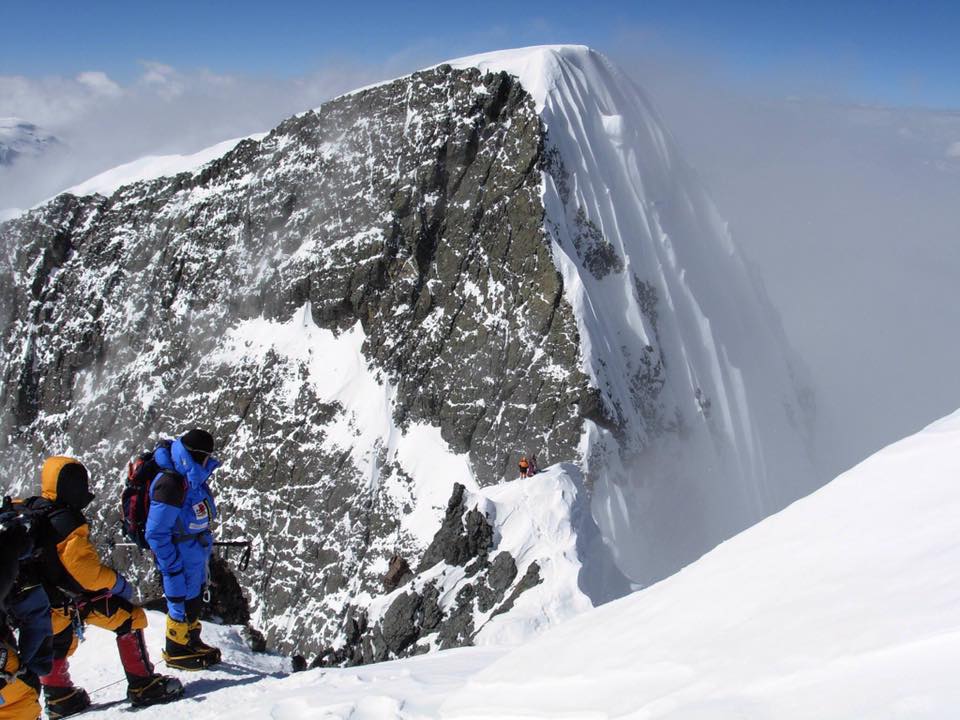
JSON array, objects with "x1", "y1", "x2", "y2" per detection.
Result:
[{"x1": 117, "y1": 630, "x2": 183, "y2": 707}]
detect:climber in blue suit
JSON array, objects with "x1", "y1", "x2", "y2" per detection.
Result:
[{"x1": 145, "y1": 428, "x2": 222, "y2": 670}]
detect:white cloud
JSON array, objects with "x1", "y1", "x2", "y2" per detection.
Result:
[
  {"x1": 76, "y1": 71, "x2": 122, "y2": 97},
  {"x1": 947, "y1": 141, "x2": 960, "y2": 158},
  {"x1": 0, "y1": 57, "x2": 422, "y2": 209},
  {"x1": 137, "y1": 61, "x2": 184, "y2": 99},
  {"x1": 610, "y1": 35, "x2": 960, "y2": 477}
]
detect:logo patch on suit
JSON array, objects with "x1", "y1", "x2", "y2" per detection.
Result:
[{"x1": 193, "y1": 501, "x2": 209, "y2": 519}]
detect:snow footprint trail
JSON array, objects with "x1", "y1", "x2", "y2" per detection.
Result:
[{"x1": 64, "y1": 611, "x2": 288, "y2": 718}]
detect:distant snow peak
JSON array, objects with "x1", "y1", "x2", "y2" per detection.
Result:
[{"x1": 0, "y1": 117, "x2": 59, "y2": 166}]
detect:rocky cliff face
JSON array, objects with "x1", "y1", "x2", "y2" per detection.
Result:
[
  {"x1": 0, "y1": 63, "x2": 592, "y2": 657},
  {"x1": 0, "y1": 46, "x2": 822, "y2": 662}
]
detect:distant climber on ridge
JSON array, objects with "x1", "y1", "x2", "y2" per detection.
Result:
[
  {"x1": 518, "y1": 456, "x2": 530, "y2": 478},
  {"x1": 146, "y1": 429, "x2": 222, "y2": 670}
]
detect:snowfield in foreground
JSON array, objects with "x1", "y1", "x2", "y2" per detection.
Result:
[
  {"x1": 76, "y1": 408, "x2": 960, "y2": 718},
  {"x1": 63, "y1": 611, "x2": 507, "y2": 719}
]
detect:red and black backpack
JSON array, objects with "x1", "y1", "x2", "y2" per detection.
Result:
[{"x1": 120, "y1": 439, "x2": 172, "y2": 550}]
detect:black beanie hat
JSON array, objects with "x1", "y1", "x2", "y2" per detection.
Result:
[
  {"x1": 181, "y1": 428, "x2": 215, "y2": 464},
  {"x1": 57, "y1": 462, "x2": 95, "y2": 510}
]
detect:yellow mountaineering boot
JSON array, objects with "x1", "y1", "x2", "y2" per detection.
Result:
[{"x1": 162, "y1": 615, "x2": 219, "y2": 671}]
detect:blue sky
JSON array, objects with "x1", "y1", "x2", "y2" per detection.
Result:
[{"x1": 2, "y1": 0, "x2": 958, "y2": 108}]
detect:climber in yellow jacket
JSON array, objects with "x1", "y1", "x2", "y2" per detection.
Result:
[{"x1": 19, "y1": 457, "x2": 182, "y2": 717}]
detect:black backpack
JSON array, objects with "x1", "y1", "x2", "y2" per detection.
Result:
[
  {"x1": 121, "y1": 440, "x2": 172, "y2": 550},
  {"x1": 0, "y1": 496, "x2": 38, "y2": 560}
]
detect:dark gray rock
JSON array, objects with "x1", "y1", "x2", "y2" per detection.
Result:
[
  {"x1": 419, "y1": 483, "x2": 494, "y2": 571},
  {"x1": 572, "y1": 207, "x2": 623, "y2": 279},
  {"x1": 477, "y1": 551, "x2": 517, "y2": 613},
  {"x1": 437, "y1": 583, "x2": 476, "y2": 650},
  {"x1": 380, "y1": 591, "x2": 422, "y2": 656},
  {"x1": 493, "y1": 561, "x2": 543, "y2": 618},
  {"x1": 328, "y1": 483, "x2": 543, "y2": 666},
  {"x1": 420, "y1": 583, "x2": 443, "y2": 632},
  {"x1": 241, "y1": 625, "x2": 268, "y2": 653},
  {"x1": 207, "y1": 554, "x2": 251, "y2": 625}
]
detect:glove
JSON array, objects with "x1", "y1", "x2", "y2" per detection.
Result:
[{"x1": 110, "y1": 574, "x2": 133, "y2": 602}]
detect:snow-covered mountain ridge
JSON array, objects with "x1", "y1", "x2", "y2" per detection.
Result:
[
  {"x1": 69, "y1": 409, "x2": 960, "y2": 718},
  {"x1": 0, "y1": 45, "x2": 820, "y2": 660}
]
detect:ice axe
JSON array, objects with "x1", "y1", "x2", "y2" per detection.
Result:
[{"x1": 212, "y1": 539, "x2": 252, "y2": 571}]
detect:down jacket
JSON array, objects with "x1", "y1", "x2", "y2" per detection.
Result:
[{"x1": 144, "y1": 439, "x2": 219, "y2": 620}]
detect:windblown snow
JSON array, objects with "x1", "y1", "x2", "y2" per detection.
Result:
[{"x1": 73, "y1": 408, "x2": 960, "y2": 718}]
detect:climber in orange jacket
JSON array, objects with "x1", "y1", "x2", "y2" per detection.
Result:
[{"x1": 19, "y1": 457, "x2": 182, "y2": 717}]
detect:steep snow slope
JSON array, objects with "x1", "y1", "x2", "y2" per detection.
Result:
[
  {"x1": 72, "y1": 409, "x2": 960, "y2": 718},
  {"x1": 454, "y1": 46, "x2": 821, "y2": 585},
  {"x1": 443, "y1": 408, "x2": 960, "y2": 719}
]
